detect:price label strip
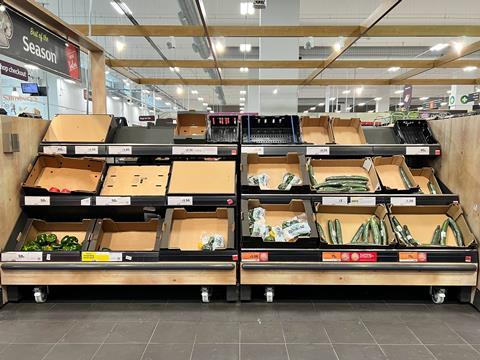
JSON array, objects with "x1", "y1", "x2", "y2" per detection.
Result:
[
  {"x1": 24, "y1": 196, "x2": 50, "y2": 206},
  {"x1": 75, "y1": 145, "x2": 99, "y2": 155},
  {"x1": 95, "y1": 197, "x2": 131, "y2": 206},
  {"x1": 241, "y1": 146, "x2": 264, "y2": 155},
  {"x1": 306, "y1": 146, "x2": 330, "y2": 156},
  {"x1": 349, "y1": 197, "x2": 376, "y2": 206},
  {"x1": 322, "y1": 197, "x2": 348, "y2": 205},
  {"x1": 1, "y1": 252, "x2": 43, "y2": 262},
  {"x1": 406, "y1": 146, "x2": 429, "y2": 155},
  {"x1": 108, "y1": 146, "x2": 132, "y2": 155},
  {"x1": 172, "y1": 146, "x2": 218, "y2": 155},
  {"x1": 82, "y1": 252, "x2": 122, "y2": 262},
  {"x1": 390, "y1": 197, "x2": 416, "y2": 206},
  {"x1": 43, "y1": 145, "x2": 67, "y2": 155},
  {"x1": 168, "y1": 196, "x2": 193, "y2": 206}
]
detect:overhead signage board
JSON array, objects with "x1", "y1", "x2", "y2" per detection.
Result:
[
  {"x1": 460, "y1": 92, "x2": 480, "y2": 104},
  {"x1": 0, "y1": 6, "x2": 80, "y2": 80},
  {"x1": 139, "y1": 115, "x2": 155, "y2": 122},
  {"x1": 0, "y1": 59, "x2": 28, "y2": 81}
]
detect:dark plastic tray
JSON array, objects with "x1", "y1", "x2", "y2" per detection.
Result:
[
  {"x1": 393, "y1": 120, "x2": 437, "y2": 144},
  {"x1": 242, "y1": 115, "x2": 301, "y2": 144},
  {"x1": 207, "y1": 115, "x2": 239, "y2": 143}
]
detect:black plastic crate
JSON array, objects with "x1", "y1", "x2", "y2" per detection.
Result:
[
  {"x1": 207, "y1": 115, "x2": 239, "y2": 143},
  {"x1": 242, "y1": 115, "x2": 301, "y2": 144},
  {"x1": 393, "y1": 120, "x2": 437, "y2": 144}
]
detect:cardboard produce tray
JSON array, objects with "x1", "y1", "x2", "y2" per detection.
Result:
[
  {"x1": 301, "y1": 116, "x2": 333, "y2": 145},
  {"x1": 388, "y1": 204, "x2": 477, "y2": 249},
  {"x1": 168, "y1": 161, "x2": 236, "y2": 195},
  {"x1": 90, "y1": 219, "x2": 162, "y2": 261},
  {"x1": 242, "y1": 153, "x2": 310, "y2": 193},
  {"x1": 160, "y1": 208, "x2": 235, "y2": 251},
  {"x1": 42, "y1": 114, "x2": 115, "y2": 143},
  {"x1": 22, "y1": 154, "x2": 106, "y2": 195},
  {"x1": 101, "y1": 165, "x2": 170, "y2": 196},
  {"x1": 308, "y1": 158, "x2": 381, "y2": 193},
  {"x1": 241, "y1": 199, "x2": 319, "y2": 249},
  {"x1": 411, "y1": 167, "x2": 442, "y2": 195},
  {"x1": 314, "y1": 204, "x2": 395, "y2": 247},
  {"x1": 174, "y1": 112, "x2": 207, "y2": 143},
  {"x1": 373, "y1": 155, "x2": 419, "y2": 193},
  {"x1": 331, "y1": 118, "x2": 367, "y2": 144}
]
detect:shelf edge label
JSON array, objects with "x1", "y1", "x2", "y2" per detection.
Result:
[
  {"x1": 172, "y1": 146, "x2": 218, "y2": 155},
  {"x1": 167, "y1": 196, "x2": 193, "y2": 206},
  {"x1": 95, "y1": 196, "x2": 131, "y2": 206},
  {"x1": 241, "y1": 146, "x2": 264, "y2": 155},
  {"x1": 322, "y1": 197, "x2": 348, "y2": 205},
  {"x1": 306, "y1": 146, "x2": 330, "y2": 156},
  {"x1": 349, "y1": 197, "x2": 376, "y2": 206},
  {"x1": 82, "y1": 252, "x2": 122, "y2": 262},
  {"x1": 75, "y1": 145, "x2": 99, "y2": 155},
  {"x1": 108, "y1": 146, "x2": 132, "y2": 155},
  {"x1": 1, "y1": 252, "x2": 43, "y2": 262},
  {"x1": 43, "y1": 145, "x2": 67, "y2": 155},
  {"x1": 391, "y1": 197, "x2": 416, "y2": 206},
  {"x1": 24, "y1": 196, "x2": 50, "y2": 206},
  {"x1": 406, "y1": 146, "x2": 429, "y2": 155}
]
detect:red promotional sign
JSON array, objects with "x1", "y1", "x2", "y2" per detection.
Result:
[
  {"x1": 323, "y1": 252, "x2": 377, "y2": 262},
  {"x1": 65, "y1": 43, "x2": 80, "y2": 80}
]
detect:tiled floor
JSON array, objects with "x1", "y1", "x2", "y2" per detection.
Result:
[{"x1": 0, "y1": 301, "x2": 480, "y2": 360}]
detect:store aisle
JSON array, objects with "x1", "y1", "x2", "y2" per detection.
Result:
[{"x1": 0, "y1": 301, "x2": 479, "y2": 360}]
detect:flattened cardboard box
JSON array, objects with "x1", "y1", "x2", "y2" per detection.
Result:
[
  {"x1": 308, "y1": 158, "x2": 381, "y2": 193},
  {"x1": 411, "y1": 167, "x2": 442, "y2": 194},
  {"x1": 22, "y1": 154, "x2": 106, "y2": 195},
  {"x1": 314, "y1": 204, "x2": 395, "y2": 246},
  {"x1": 160, "y1": 208, "x2": 235, "y2": 251},
  {"x1": 373, "y1": 155, "x2": 419, "y2": 193},
  {"x1": 242, "y1": 153, "x2": 309, "y2": 192},
  {"x1": 388, "y1": 204, "x2": 476, "y2": 248},
  {"x1": 174, "y1": 111, "x2": 207, "y2": 143},
  {"x1": 241, "y1": 199, "x2": 319, "y2": 248},
  {"x1": 331, "y1": 118, "x2": 367, "y2": 144},
  {"x1": 301, "y1": 116, "x2": 334, "y2": 144},
  {"x1": 90, "y1": 219, "x2": 162, "y2": 252},
  {"x1": 101, "y1": 165, "x2": 170, "y2": 196},
  {"x1": 168, "y1": 161, "x2": 236, "y2": 194},
  {"x1": 43, "y1": 114, "x2": 115, "y2": 143}
]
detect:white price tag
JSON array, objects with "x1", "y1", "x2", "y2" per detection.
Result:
[
  {"x1": 349, "y1": 197, "x2": 376, "y2": 206},
  {"x1": 241, "y1": 146, "x2": 264, "y2": 155},
  {"x1": 108, "y1": 253, "x2": 123, "y2": 262},
  {"x1": 172, "y1": 146, "x2": 218, "y2": 155},
  {"x1": 406, "y1": 146, "x2": 429, "y2": 155},
  {"x1": 363, "y1": 158, "x2": 373, "y2": 171},
  {"x1": 168, "y1": 196, "x2": 193, "y2": 206},
  {"x1": 24, "y1": 196, "x2": 50, "y2": 206},
  {"x1": 391, "y1": 197, "x2": 416, "y2": 206},
  {"x1": 43, "y1": 145, "x2": 67, "y2": 155},
  {"x1": 80, "y1": 198, "x2": 91, "y2": 206},
  {"x1": 75, "y1": 145, "x2": 99, "y2": 155},
  {"x1": 95, "y1": 196, "x2": 131, "y2": 206},
  {"x1": 322, "y1": 197, "x2": 348, "y2": 205},
  {"x1": 306, "y1": 146, "x2": 330, "y2": 156},
  {"x1": 108, "y1": 146, "x2": 132, "y2": 155},
  {"x1": 1, "y1": 252, "x2": 42, "y2": 262}
]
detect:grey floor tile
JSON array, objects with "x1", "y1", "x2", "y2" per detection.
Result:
[
  {"x1": 201, "y1": 304, "x2": 243, "y2": 322},
  {"x1": 427, "y1": 304, "x2": 480, "y2": 323},
  {"x1": 324, "y1": 320, "x2": 375, "y2": 344},
  {"x1": 105, "y1": 321, "x2": 156, "y2": 344},
  {"x1": 427, "y1": 344, "x2": 480, "y2": 360},
  {"x1": 192, "y1": 344, "x2": 239, "y2": 360},
  {"x1": 240, "y1": 322, "x2": 284, "y2": 344},
  {"x1": 0, "y1": 321, "x2": 23, "y2": 343},
  {"x1": 381, "y1": 345, "x2": 436, "y2": 360},
  {"x1": 237, "y1": 304, "x2": 279, "y2": 323},
  {"x1": 157, "y1": 303, "x2": 206, "y2": 321},
  {"x1": 314, "y1": 303, "x2": 360, "y2": 321},
  {"x1": 275, "y1": 303, "x2": 320, "y2": 322},
  {"x1": 195, "y1": 322, "x2": 239, "y2": 344},
  {"x1": 447, "y1": 319, "x2": 480, "y2": 345},
  {"x1": 387, "y1": 304, "x2": 439, "y2": 323},
  {"x1": 61, "y1": 321, "x2": 116, "y2": 344},
  {"x1": 0, "y1": 303, "x2": 56, "y2": 320},
  {"x1": 92, "y1": 344, "x2": 146, "y2": 360},
  {"x1": 240, "y1": 344, "x2": 288, "y2": 360},
  {"x1": 141, "y1": 343, "x2": 193, "y2": 360},
  {"x1": 351, "y1": 303, "x2": 403, "y2": 323},
  {"x1": 283, "y1": 321, "x2": 329, "y2": 344},
  {"x1": 10, "y1": 321, "x2": 74, "y2": 344},
  {"x1": 47, "y1": 304, "x2": 94, "y2": 320},
  {"x1": 87, "y1": 304, "x2": 155, "y2": 321},
  {"x1": 407, "y1": 322, "x2": 466, "y2": 345},
  {"x1": 0, "y1": 344, "x2": 53, "y2": 360},
  {"x1": 333, "y1": 344, "x2": 387, "y2": 360},
  {"x1": 43, "y1": 344, "x2": 100, "y2": 360},
  {"x1": 150, "y1": 321, "x2": 196, "y2": 344},
  {"x1": 287, "y1": 344, "x2": 337, "y2": 360},
  {"x1": 364, "y1": 321, "x2": 421, "y2": 345}
]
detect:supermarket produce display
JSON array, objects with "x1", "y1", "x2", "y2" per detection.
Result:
[{"x1": 1, "y1": 113, "x2": 477, "y2": 304}]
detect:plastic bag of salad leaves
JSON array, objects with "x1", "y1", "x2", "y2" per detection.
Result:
[{"x1": 282, "y1": 214, "x2": 311, "y2": 241}]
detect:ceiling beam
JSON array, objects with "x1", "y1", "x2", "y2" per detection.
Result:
[
  {"x1": 303, "y1": 0, "x2": 403, "y2": 85},
  {"x1": 72, "y1": 24, "x2": 480, "y2": 38},
  {"x1": 106, "y1": 59, "x2": 480, "y2": 69},
  {"x1": 137, "y1": 78, "x2": 480, "y2": 86},
  {"x1": 392, "y1": 39, "x2": 480, "y2": 82}
]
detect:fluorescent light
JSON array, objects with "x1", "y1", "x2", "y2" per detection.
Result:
[
  {"x1": 430, "y1": 43, "x2": 449, "y2": 52},
  {"x1": 239, "y1": 67, "x2": 249, "y2": 73},
  {"x1": 335, "y1": 110, "x2": 341, "y2": 113},
  {"x1": 374, "y1": 97, "x2": 382, "y2": 101},
  {"x1": 440, "y1": 102, "x2": 448, "y2": 106},
  {"x1": 446, "y1": 90, "x2": 452, "y2": 94},
  {"x1": 417, "y1": 106, "x2": 424, "y2": 110},
  {"x1": 240, "y1": 90, "x2": 247, "y2": 95},
  {"x1": 176, "y1": 87, "x2": 184, "y2": 95},
  {"x1": 173, "y1": 106, "x2": 178, "y2": 110},
  {"x1": 346, "y1": 106, "x2": 352, "y2": 111},
  {"x1": 342, "y1": 90, "x2": 351, "y2": 94},
  {"x1": 110, "y1": 1, "x2": 124, "y2": 14},
  {"x1": 142, "y1": 89, "x2": 150, "y2": 94},
  {"x1": 110, "y1": 1, "x2": 131, "y2": 15},
  {"x1": 240, "y1": 97, "x2": 246, "y2": 101},
  {"x1": 64, "y1": 79, "x2": 76, "y2": 84},
  {"x1": 215, "y1": 39, "x2": 225, "y2": 54},
  {"x1": 310, "y1": 106, "x2": 316, "y2": 110},
  {"x1": 329, "y1": 97, "x2": 336, "y2": 101},
  {"x1": 240, "y1": 2, "x2": 254, "y2": 15},
  {"x1": 191, "y1": 90, "x2": 198, "y2": 95},
  {"x1": 388, "y1": 66, "x2": 400, "y2": 72},
  {"x1": 240, "y1": 111, "x2": 245, "y2": 114},
  {"x1": 453, "y1": 41, "x2": 464, "y2": 54},
  {"x1": 463, "y1": 66, "x2": 478, "y2": 72},
  {"x1": 105, "y1": 70, "x2": 110, "y2": 75},
  {"x1": 240, "y1": 103, "x2": 245, "y2": 106},
  {"x1": 209, "y1": 110, "x2": 214, "y2": 114},
  {"x1": 419, "y1": 96, "x2": 429, "y2": 101},
  {"x1": 0, "y1": 4, "x2": 6, "y2": 12},
  {"x1": 240, "y1": 107, "x2": 244, "y2": 111},
  {"x1": 398, "y1": 102, "x2": 405, "y2": 106},
  {"x1": 197, "y1": 97, "x2": 204, "y2": 101},
  {"x1": 303, "y1": 110, "x2": 308, "y2": 113},
  {"x1": 115, "y1": 39, "x2": 126, "y2": 52},
  {"x1": 112, "y1": 96, "x2": 120, "y2": 100},
  {"x1": 169, "y1": 66, "x2": 180, "y2": 72},
  {"x1": 202, "y1": 102, "x2": 208, "y2": 106},
  {"x1": 357, "y1": 102, "x2": 366, "y2": 106},
  {"x1": 318, "y1": 102, "x2": 325, "y2": 106},
  {"x1": 239, "y1": 43, "x2": 252, "y2": 52},
  {"x1": 165, "y1": 102, "x2": 171, "y2": 106},
  {"x1": 206, "y1": 107, "x2": 212, "y2": 110},
  {"x1": 155, "y1": 96, "x2": 162, "y2": 100},
  {"x1": 355, "y1": 87, "x2": 364, "y2": 95},
  {"x1": 368, "y1": 110, "x2": 374, "y2": 113},
  {"x1": 394, "y1": 89, "x2": 403, "y2": 94},
  {"x1": 24, "y1": 64, "x2": 39, "y2": 70},
  {"x1": 273, "y1": 88, "x2": 278, "y2": 95}
]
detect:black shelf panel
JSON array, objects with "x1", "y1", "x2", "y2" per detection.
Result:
[
  {"x1": 240, "y1": 144, "x2": 441, "y2": 157},
  {"x1": 39, "y1": 143, "x2": 238, "y2": 157}
]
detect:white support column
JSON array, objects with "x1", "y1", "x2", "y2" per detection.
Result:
[{"x1": 376, "y1": 96, "x2": 390, "y2": 112}]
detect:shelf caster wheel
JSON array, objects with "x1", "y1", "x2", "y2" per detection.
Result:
[
  {"x1": 33, "y1": 286, "x2": 48, "y2": 303},
  {"x1": 265, "y1": 287, "x2": 274, "y2": 303},
  {"x1": 430, "y1": 287, "x2": 446, "y2": 304},
  {"x1": 201, "y1": 287, "x2": 211, "y2": 303}
]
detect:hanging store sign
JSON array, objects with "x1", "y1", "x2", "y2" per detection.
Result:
[
  {"x1": 460, "y1": 92, "x2": 480, "y2": 104},
  {"x1": 0, "y1": 60, "x2": 28, "y2": 81},
  {"x1": 0, "y1": 6, "x2": 80, "y2": 80},
  {"x1": 402, "y1": 85, "x2": 413, "y2": 110},
  {"x1": 139, "y1": 115, "x2": 155, "y2": 122}
]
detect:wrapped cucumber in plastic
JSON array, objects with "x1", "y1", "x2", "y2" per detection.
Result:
[
  {"x1": 248, "y1": 173, "x2": 270, "y2": 189},
  {"x1": 278, "y1": 172, "x2": 302, "y2": 191},
  {"x1": 201, "y1": 233, "x2": 225, "y2": 251},
  {"x1": 282, "y1": 214, "x2": 311, "y2": 241}
]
